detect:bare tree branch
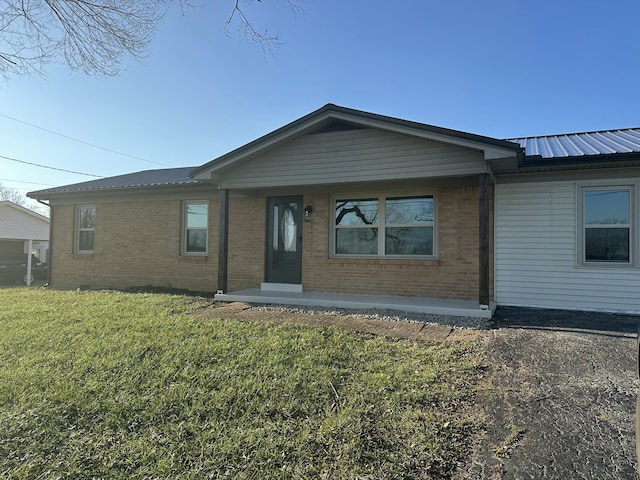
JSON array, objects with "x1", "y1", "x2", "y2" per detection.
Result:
[
  {"x1": 0, "y1": 0, "x2": 306, "y2": 79},
  {"x1": 0, "y1": 183, "x2": 28, "y2": 205}
]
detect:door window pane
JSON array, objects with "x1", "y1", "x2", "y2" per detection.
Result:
[{"x1": 282, "y1": 206, "x2": 297, "y2": 252}]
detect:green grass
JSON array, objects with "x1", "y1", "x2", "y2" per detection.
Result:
[{"x1": 0, "y1": 288, "x2": 484, "y2": 479}]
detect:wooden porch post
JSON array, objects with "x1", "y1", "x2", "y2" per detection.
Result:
[
  {"x1": 26, "y1": 239, "x2": 33, "y2": 286},
  {"x1": 217, "y1": 188, "x2": 229, "y2": 294},
  {"x1": 479, "y1": 173, "x2": 491, "y2": 307}
]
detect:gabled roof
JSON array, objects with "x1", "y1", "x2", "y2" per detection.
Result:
[
  {"x1": 28, "y1": 167, "x2": 200, "y2": 198},
  {"x1": 508, "y1": 128, "x2": 640, "y2": 160},
  {"x1": 0, "y1": 201, "x2": 49, "y2": 223},
  {"x1": 191, "y1": 103, "x2": 524, "y2": 179},
  {"x1": 25, "y1": 106, "x2": 640, "y2": 198}
]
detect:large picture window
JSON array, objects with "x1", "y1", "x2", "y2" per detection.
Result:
[
  {"x1": 183, "y1": 201, "x2": 208, "y2": 255},
  {"x1": 581, "y1": 187, "x2": 632, "y2": 264},
  {"x1": 75, "y1": 205, "x2": 95, "y2": 253},
  {"x1": 334, "y1": 195, "x2": 435, "y2": 257}
]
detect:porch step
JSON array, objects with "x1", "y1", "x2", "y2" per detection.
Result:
[{"x1": 260, "y1": 283, "x2": 303, "y2": 293}]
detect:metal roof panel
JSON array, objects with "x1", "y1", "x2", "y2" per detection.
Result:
[{"x1": 507, "y1": 128, "x2": 640, "y2": 159}]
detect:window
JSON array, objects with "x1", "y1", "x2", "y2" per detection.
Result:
[
  {"x1": 334, "y1": 195, "x2": 435, "y2": 257},
  {"x1": 581, "y1": 187, "x2": 632, "y2": 264},
  {"x1": 183, "y1": 201, "x2": 208, "y2": 254},
  {"x1": 75, "y1": 205, "x2": 95, "y2": 253}
]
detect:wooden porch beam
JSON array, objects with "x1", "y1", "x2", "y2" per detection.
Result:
[
  {"x1": 479, "y1": 173, "x2": 491, "y2": 307},
  {"x1": 217, "y1": 188, "x2": 229, "y2": 294}
]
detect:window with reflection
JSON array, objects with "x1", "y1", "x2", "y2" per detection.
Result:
[
  {"x1": 183, "y1": 201, "x2": 208, "y2": 254},
  {"x1": 583, "y1": 188, "x2": 631, "y2": 263},
  {"x1": 75, "y1": 205, "x2": 95, "y2": 253},
  {"x1": 334, "y1": 195, "x2": 434, "y2": 257},
  {"x1": 385, "y1": 197, "x2": 434, "y2": 255}
]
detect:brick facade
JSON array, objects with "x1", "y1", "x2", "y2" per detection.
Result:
[
  {"x1": 49, "y1": 180, "x2": 493, "y2": 303},
  {"x1": 51, "y1": 195, "x2": 219, "y2": 292},
  {"x1": 225, "y1": 180, "x2": 493, "y2": 302}
]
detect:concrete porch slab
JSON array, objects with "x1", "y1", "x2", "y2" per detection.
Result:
[{"x1": 214, "y1": 289, "x2": 496, "y2": 319}]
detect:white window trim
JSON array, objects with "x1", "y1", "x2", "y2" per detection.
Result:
[
  {"x1": 576, "y1": 182, "x2": 637, "y2": 267},
  {"x1": 75, "y1": 204, "x2": 95, "y2": 254},
  {"x1": 330, "y1": 193, "x2": 437, "y2": 259},
  {"x1": 182, "y1": 200, "x2": 209, "y2": 256}
]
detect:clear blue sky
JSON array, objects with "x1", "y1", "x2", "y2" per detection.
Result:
[{"x1": 1, "y1": 0, "x2": 639, "y2": 212}]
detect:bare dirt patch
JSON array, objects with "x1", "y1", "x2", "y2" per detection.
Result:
[{"x1": 195, "y1": 301, "x2": 485, "y2": 343}]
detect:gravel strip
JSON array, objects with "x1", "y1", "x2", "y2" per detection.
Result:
[{"x1": 250, "y1": 304, "x2": 489, "y2": 330}]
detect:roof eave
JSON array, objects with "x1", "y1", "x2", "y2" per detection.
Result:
[
  {"x1": 27, "y1": 181, "x2": 211, "y2": 200},
  {"x1": 190, "y1": 104, "x2": 523, "y2": 179}
]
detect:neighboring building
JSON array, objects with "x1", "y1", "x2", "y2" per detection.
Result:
[
  {"x1": 0, "y1": 201, "x2": 49, "y2": 261},
  {"x1": 27, "y1": 105, "x2": 640, "y2": 316},
  {"x1": 0, "y1": 201, "x2": 50, "y2": 284}
]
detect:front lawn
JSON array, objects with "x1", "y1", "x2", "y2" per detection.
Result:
[{"x1": 0, "y1": 289, "x2": 484, "y2": 479}]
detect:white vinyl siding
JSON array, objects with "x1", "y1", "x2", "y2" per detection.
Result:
[
  {"x1": 0, "y1": 204, "x2": 49, "y2": 241},
  {"x1": 218, "y1": 128, "x2": 485, "y2": 189},
  {"x1": 495, "y1": 180, "x2": 640, "y2": 313}
]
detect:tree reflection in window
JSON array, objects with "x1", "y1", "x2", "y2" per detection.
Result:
[
  {"x1": 334, "y1": 196, "x2": 434, "y2": 256},
  {"x1": 385, "y1": 197, "x2": 433, "y2": 256},
  {"x1": 335, "y1": 199, "x2": 378, "y2": 254},
  {"x1": 77, "y1": 205, "x2": 95, "y2": 252}
]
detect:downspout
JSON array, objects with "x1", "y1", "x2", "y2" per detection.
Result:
[{"x1": 37, "y1": 198, "x2": 52, "y2": 286}]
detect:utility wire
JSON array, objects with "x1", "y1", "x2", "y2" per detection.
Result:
[
  {"x1": 0, "y1": 178, "x2": 56, "y2": 186},
  {"x1": 0, "y1": 154, "x2": 103, "y2": 177},
  {"x1": 0, "y1": 112, "x2": 170, "y2": 167}
]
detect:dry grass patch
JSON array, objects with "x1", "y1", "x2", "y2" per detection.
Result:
[{"x1": 0, "y1": 289, "x2": 486, "y2": 479}]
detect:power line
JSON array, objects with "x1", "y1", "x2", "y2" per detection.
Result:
[
  {"x1": 0, "y1": 112, "x2": 170, "y2": 167},
  {"x1": 0, "y1": 178, "x2": 56, "y2": 186},
  {"x1": 0, "y1": 154, "x2": 103, "y2": 177}
]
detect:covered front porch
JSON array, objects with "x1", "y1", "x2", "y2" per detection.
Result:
[{"x1": 215, "y1": 285, "x2": 496, "y2": 319}]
